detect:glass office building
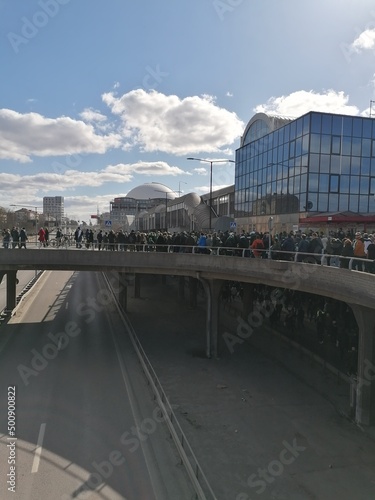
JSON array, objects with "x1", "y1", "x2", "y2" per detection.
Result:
[{"x1": 235, "y1": 111, "x2": 375, "y2": 232}]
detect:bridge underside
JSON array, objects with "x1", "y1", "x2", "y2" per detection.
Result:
[{"x1": 1, "y1": 250, "x2": 375, "y2": 426}]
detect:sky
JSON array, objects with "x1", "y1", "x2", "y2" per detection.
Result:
[{"x1": 1, "y1": 0, "x2": 375, "y2": 223}]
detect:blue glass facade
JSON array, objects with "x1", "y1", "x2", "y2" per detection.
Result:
[{"x1": 235, "y1": 112, "x2": 375, "y2": 219}]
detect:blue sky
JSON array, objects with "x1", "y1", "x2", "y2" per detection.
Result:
[{"x1": 1, "y1": 0, "x2": 375, "y2": 222}]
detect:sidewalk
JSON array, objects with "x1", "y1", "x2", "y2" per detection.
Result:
[{"x1": 125, "y1": 275, "x2": 375, "y2": 500}]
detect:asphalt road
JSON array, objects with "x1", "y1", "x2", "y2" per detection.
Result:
[{"x1": 0, "y1": 270, "x2": 193, "y2": 499}]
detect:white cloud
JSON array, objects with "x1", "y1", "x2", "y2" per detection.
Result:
[
  {"x1": 194, "y1": 184, "x2": 231, "y2": 194},
  {"x1": 106, "y1": 160, "x2": 190, "y2": 177},
  {"x1": 193, "y1": 168, "x2": 208, "y2": 175},
  {"x1": 0, "y1": 109, "x2": 122, "y2": 163},
  {"x1": 254, "y1": 89, "x2": 359, "y2": 117},
  {"x1": 352, "y1": 28, "x2": 375, "y2": 52},
  {"x1": 102, "y1": 89, "x2": 244, "y2": 155},
  {"x1": 0, "y1": 161, "x2": 190, "y2": 198},
  {"x1": 79, "y1": 108, "x2": 108, "y2": 123}
]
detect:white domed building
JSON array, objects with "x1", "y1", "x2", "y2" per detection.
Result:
[
  {"x1": 110, "y1": 181, "x2": 235, "y2": 233},
  {"x1": 109, "y1": 182, "x2": 176, "y2": 230}
]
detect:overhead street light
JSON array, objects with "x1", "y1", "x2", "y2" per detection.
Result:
[
  {"x1": 187, "y1": 157, "x2": 235, "y2": 231},
  {"x1": 177, "y1": 181, "x2": 187, "y2": 197},
  {"x1": 154, "y1": 189, "x2": 174, "y2": 231}
]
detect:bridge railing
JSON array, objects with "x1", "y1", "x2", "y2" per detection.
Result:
[{"x1": 1, "y1": 240, "x2": 373, "y2": 273}]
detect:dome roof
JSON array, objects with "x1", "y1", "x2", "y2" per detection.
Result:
[{"x1": 126, "y1": 182, "x2": 176, "y2": 200}]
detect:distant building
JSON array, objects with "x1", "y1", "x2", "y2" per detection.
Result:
[
  {"x1": 110, "y1": 183, "x2": 176, "y2": 230},
  {"x1": 43, "y1": 196, "x2": 64, "y2": 227}
]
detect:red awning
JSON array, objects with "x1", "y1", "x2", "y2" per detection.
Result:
[{"x1": 299, "y1": 214, "x2": 375, "y2": 224}]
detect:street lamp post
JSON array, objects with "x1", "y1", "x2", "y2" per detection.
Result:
[
  {"x1": 187, "y1": 158, "x2": 235, "y2": 231},
  {"x1": 155, "y1": 189, "x2": 171, "y2": 231},
  {"x1": 177, "y1": 181, "x2": 187, "y2": 197}
]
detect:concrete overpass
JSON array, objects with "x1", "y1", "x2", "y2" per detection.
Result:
[{"x1": 1, "y1": 249, "x2": 374, "y2": 426}]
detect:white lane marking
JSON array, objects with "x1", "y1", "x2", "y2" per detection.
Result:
[
  {"x1": 58, "y1": 336, "x2": 63, "y2": 350},
  {"x1": 65, "y1": 302, "x2": 68, "y2": 309},
  {"x1": 31, "y1": 423, "x2": 46, "y2": 473}
]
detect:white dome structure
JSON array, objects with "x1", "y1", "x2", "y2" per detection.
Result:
[{"x1": 126, "y1": 182, "x2": 176, "y2": 200}]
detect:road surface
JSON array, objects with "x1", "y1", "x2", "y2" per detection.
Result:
[{"x1": 0, "y1": 270, "x2": 193, "y2": 499}]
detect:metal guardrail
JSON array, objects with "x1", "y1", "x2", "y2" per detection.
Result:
[
  {"x1": 103, "y1": 273, "x2": 218, "y2": 500},
  {"x1": 1, "y1": 240, "x2": 373, "y2": 273}
]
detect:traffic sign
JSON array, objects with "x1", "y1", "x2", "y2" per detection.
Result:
[
  {"x1": 104, "y1": 220, "x2": 112, "y2": 227},
  {"x1": 230, "y1": 221, "x2": 237, "y2": 230}
]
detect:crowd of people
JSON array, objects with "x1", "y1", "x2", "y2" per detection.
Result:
[
  {"x1": 1, "y1": 227, "x2": 29, "y2": 248},
  {"x1": 2, "y1": 226, "x2": 375, "y2": 274},
  {"x1": 222, "y1": 283, "x2": 359, "y2": 376}
]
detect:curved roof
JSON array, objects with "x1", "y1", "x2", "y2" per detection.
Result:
[
  {"x1": 241, "y1": 112, "x2": 293, "y2": 147},
  {"x1": 126, "y1": 182, "x2": 176, "y2": 200}
]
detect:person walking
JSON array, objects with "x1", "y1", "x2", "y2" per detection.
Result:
[{"x1": 19, "y1": 227, "x2": 28, "y2": 249}]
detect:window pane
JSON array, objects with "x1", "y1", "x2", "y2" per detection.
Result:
[
  {"x1": 362, "y1": 157, "x2": 370, "y2": 175},
  {"x1": 328, "y1": 194, "x2": 339, "y2": 211},
  {"x1": 362, "y1": 138, "x2": 371, "y2": 157},
  {"x1": 349, "y1": 195, "x2": 358, "y2": 212},
  {"x1": 302, "y1": 134, "x2": 309, "y2": 154},
  {"x1": 308, "y1": 193, "x2": 317, "y2": 212},
  {"x1": 311, "y1": 113, "x2": 321, "y2": 133},
  {"x1": 353, "y1": 118, "x2": 362, "y2": 137},
  {"x1": 318, "y1": 193, "x2": 328, "y2": 211},
  {"x1": 322, "y1": 115, "x2": 332, "y2": 134},
  {"x1": 350, "y1": 176, "x2": 359, "y2": 194},
  {"x1": 330, "y1": 155, "x2": 341, "y2": 174},
  {"x1": 320, "y1": 155, "x2": 330, "y2": 173},
  {"x1": 330, "y1": 174, "x2": 339, "y2": 193},
  {"x1": 331, "y1": 135, "x2": 341, "y2": 155},
  {"x1": 340, "y1": 175, "x2": 350, "y2": 193},
  {"x1": 360, "y1": 176, "x2": 369, "y2": 194},
  {"x1": 332, "y1": 115, "x2": 342, "y2": 135},
  {"x1": 310, "y1": 134, "x2": 321, "y2": 153},
  {"x1": 359, "y1": 196, "x2": 368, "y2": 212},
  {"x1": 309, "y1": 173, "x2": 319, "y2": 191},
  {"x1": 342, "y1": 136, "x2": 351, "y2": 155},
  {"x1": 302, "y1": 115, "x2": 310, "y2": 135},
  {"x1": 343, "y1": 117, "x2": 352, "y2": 135},
  {"x1": 309, "y1": 154, "x2": 320, "y2": 172},
  {"x1": 296, "y1": 118, "x2": 303, "y2": 137},
  {"x1": 319, "y1": 174, "x2": 329, "y2": 192},
  {"x1": 341, "y1": 156, "x2": 350, "y2": 174},
  {"x1": 339, "y1": 194, "x2": 349, "y2": 211},
  {"x1": 321, "y1": 135, "x2": 331, "y2": 154},
  {"x1": 351, "y1": 157, "x2": 360, "y2": 175},
  {"x1": 363, "y1": 119, "x2": 372, "y2": 138},
  {"x1": 352, "y1": 137, "x2": 361, "y2": 156}
]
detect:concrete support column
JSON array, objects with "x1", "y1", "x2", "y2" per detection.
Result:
[
  {"x1": 189, "y1": 277, "x2": 197, "y2": 309},
  {"x1": 118, "y1": 272, "x2": 128, "y2": 311},
  {"x1": 134, "y1": 274, "x2": 141, "y2": 298},
  {"x1": 6, "y1": 271, "x2": 17, "y2": 312},
  {"x1": 178, "y1": 276, "x2": 185, "y2": 300},
  {"x1": 350, "y1": 304, "x2": 375, "y2": 426},
  {"x1": 200, "y1": 278, "x2": 223, "y2": 359}
]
